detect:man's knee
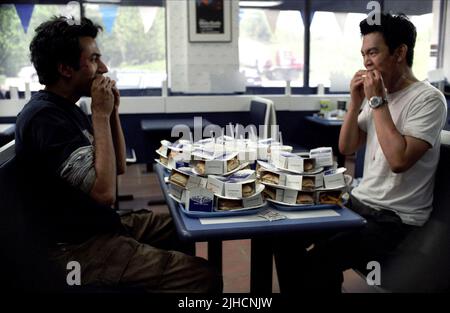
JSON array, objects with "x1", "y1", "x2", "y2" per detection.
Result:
[
  {"x1": 184, "y1": 256, "x2": 223, "y2": 293},
  {"x1": 161, "y1": 252, "x2": 223, "y2": 293}
]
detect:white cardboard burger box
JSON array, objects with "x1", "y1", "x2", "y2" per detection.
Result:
[
  {"x1": 192, "y1": 152, "x2": 240, "y2": 175},
  {"x1": 310, "y1": 147, "x2": 334, "y2": 167},
  {"x1": 169, "y1": 167, "x2": 207, "y2": 189},
  {"x1": 284, "y1": 173, "x2": 324, "y2": 190},
  {"x1": 185, "y1": 187, "x2": 215, "y2": 212},
  {"x1": 214, "y1": 192, "x2": 264, "y2": 211},
  {"x1": 282, "y1": 189, "x2": 315, "y2": 205},
  {"x1": 260, "y1": 169, "x2": 323, "y2": 190},
  {"x1": 315, "y1": 189, "x2": 344, "y2": 205},
  {"x1": 169, "y1": 183, "x2": 187, "y2": 203},
  {"x1": 323, "y1": 167, "x2": 346, "y2": 189},
  {"x1": 272, "y1": 152, "x2": 315, "y2": 173},
  {"x1": 207, "y1": 169, "x2": 257, "y2": 198},
  {"x1": 259, "y1": 169, "x2": 287, "y2": 186},
  {"x1": 156, "y1": 140, "x2": 172, "y2": 157}
]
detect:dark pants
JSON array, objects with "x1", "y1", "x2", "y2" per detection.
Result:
[
  {"x1": 49, "y1": 210, "x2": 223, "y2": 293},
  {"x1": 273, "y1": 196, "x2": 417, "y2": 293}
]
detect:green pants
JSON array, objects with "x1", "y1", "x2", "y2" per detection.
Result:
[{"x1": 49, "y1": 210, "x2": 222, "y2": 293}]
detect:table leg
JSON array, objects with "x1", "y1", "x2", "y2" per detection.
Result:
[
  {"x1": 208, "y1": 240, "x2": 222, "y2": 273},
  {"x1": 250, "y1": 238, "x2": 273, "y2": 293}
]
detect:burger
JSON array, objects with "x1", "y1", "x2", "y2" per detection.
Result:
[
  {"x1": 169, "y1": 171, "x2": 189, "y2": 187},
  {"x1": 260, "y1": 172, "x2": 279, "y2": 185},
  {"x1": 262, "y1": 186, "x2": 276, "y2": 200},
  {"x1": 217, "y1": 198, "x2": 243, "y2": 211},
  {"x1": 302, "y1": 177, "x2": 315, "y2": 190},
  {"x1": 227, "y1": 157, "x2": 240, "y2": 172},
  {"x1": 242, "y1": 183, "x2": 255, "y2": 197},
  {"x1": 318, "y1": 191, "x2": 342, "y2": 205},
  {"x1": 195, "y1": 161, "x2": 206, "y2": 175},
  {"x1": 303, "y1": 159, "x2": 315, "y2": 172},
  {"x1": 296, "y1": 192, "x2": 314, "y2": 204}
]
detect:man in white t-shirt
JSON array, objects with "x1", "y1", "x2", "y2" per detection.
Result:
[{"x1": 273, "y1": 13, "x2": 447, "y2": 293}]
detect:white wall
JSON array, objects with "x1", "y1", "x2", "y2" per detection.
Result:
[
  {"x1": 443, "y1": 0, "x2": 450, "y2": 81},
  {"x1": 167, "y1": 0, "x2": 245, "y2": 93}
]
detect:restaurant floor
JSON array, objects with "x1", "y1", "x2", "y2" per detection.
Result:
[{"x1": 117, "y1": 158, "x2": 378, "y2": 293}]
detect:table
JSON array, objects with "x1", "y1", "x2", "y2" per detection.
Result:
[
  {"x1": 305, "y1": 115, "x2": 345, "y2": 166},
  {"x1": 154, "y1": 164, "x2": 366, "y2": 293}
]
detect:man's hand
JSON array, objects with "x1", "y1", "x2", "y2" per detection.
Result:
[
  {"x1": 350, "y1": 70, "x2": 367, "y2": 110},
  {"x1": 363, "y1": 70, "x2": 387, "y2": 100},
  {"x1": 111, "y1": 81, "x2": 120, "y2": 113},
  {"x1": 91, "y1": 76, "x2": 114, "y2": 117}
]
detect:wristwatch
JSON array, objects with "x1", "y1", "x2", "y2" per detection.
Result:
[{"x1": 368, "y1": 96, "x2": 387, "y2": 109}]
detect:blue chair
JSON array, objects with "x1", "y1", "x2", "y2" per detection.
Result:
[
  {"x1": 0, "y1": 141, "x2": 64, "y2": 291},
  {"x1": 0, "y1": 141, "x2": 143, "y2": 292}
]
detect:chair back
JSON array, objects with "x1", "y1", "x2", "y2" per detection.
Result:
[
  {"x1": 249, "y1": 97, "x2": 276, "y2": 139},
  {"x1": 379, "y1": 134, "x2": 450, "y2": 292}
]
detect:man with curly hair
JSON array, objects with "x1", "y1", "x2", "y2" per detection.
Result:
[{"x1": 15, "y1": 16, "x2": 222, "y2": 293}]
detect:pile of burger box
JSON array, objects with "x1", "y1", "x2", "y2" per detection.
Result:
[
  {"x1": 258, "y1": 146, "x2": 348, "y2": 206},
  {"x1": 158, "y1": 137, "x2": 348, "y2": 211},
  {"x1": 160, "y1": 137, "x2": 268, "y2": 212}
]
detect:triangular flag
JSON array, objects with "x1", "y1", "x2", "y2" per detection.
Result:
[
  {"x1": 265, "y1": 10, "x2": 280, "y2": 34},
  {"x1": 335, "y1": 13, "x2": 348, "y2": 34},
  {"x1": 139, "y1": 7, "x2": 158, "y2": 33},
  {"x1": 14, "y1": 4, "x2": 34, "y2": 33},
  {"x1": 99, "y1": 5, "x2": 118, "y2": 34}
]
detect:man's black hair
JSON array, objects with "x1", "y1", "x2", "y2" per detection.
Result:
[
  {"x1": 360, "y1": 13, "x2": 417, "y2": 67},
  {"x1": 30, "y1": 16, "x2": 103, "y2": 85}
]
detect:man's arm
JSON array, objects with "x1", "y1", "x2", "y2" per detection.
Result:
[
  {"x1": 339, "y1": 70, "x2": 367, "y2": 155},
  {"x1": 364, "y1": 70, "x2": 430, "y2": 173},
  {"x1": 372, "y1": 105, "x2": 430, "y2": 173},
  {"x1": 90, "y1": 76, "x2": 117, "y2": 206},
  {"x1": 110, "y1": 85, "x2": 126, "y2": 175}
]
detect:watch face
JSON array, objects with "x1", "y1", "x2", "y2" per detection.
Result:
[{"x1": 369, "y1": 96, "x2": 383, "y2": 108}]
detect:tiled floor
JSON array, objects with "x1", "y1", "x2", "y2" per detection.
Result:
[{"x1": 117, "y1": 159, "x2": 377, "y2": 293}]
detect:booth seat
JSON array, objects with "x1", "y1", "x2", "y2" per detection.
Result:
[{"x1": 355, "y1": 131, "x2": 450, "y2": 292}]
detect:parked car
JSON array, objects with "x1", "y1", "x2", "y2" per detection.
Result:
[{"x1": 262, "y1": 50, "x2": 303, "y2": 81}]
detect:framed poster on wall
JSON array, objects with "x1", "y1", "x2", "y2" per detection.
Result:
[{"x1": 188, "y1": 0, "x2": 232, "y2": 42}]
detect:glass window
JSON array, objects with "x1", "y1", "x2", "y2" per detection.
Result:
[
  {"x1": 0, "y1": 4, "x2": 72, "y2": 94},
  {"x1": 310, "y1": 6, "x2": 438, "y2": 89},
  {"x1": 239, "y1": 8, "x2": 304, "y2": 88},
  {"x1": 401, "y1": 14, "x2": 435, "y2": 81},
  {"x1": 83, "y1": 4, "x2": 166, "y2": 90},
  {"x1": 310, "y1": 12, "x2": 367, "y2": 89}
]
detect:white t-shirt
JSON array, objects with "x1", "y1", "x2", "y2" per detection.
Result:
[{"x1": 352, "y1": 81, "x2": 447, "y2": 226}]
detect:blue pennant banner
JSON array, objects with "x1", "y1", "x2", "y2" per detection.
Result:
[
  {"x1": 99, "y1": 5, "x2": 118, "y2": 34},
  {"x1": 14, "y1": 4, "x2": 34, "y2": 33}
]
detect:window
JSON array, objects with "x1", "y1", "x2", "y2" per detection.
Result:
[
  {"x1": 0, "y1": 2, "x2": 166, "y2": 96},
  {"x1": 310, "y1": 12, "x2": 366, "y2": 89},
  {"x1": 310, "y1": 2, "x2": 438, "y2": 89},
  {"x1": 238, "y1": 8, "x2": 304, "y2": 88},
  {"x1": 0, "y1": 4, "x2": 72, "y2": 94},
  {"x1": 83, "y1": 4, "x2": 166, "y2": 89}
]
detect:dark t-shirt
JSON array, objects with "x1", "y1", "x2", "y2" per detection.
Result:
[{"x1": 15, "y1": 90, "x2": 123, "y2": 245}]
